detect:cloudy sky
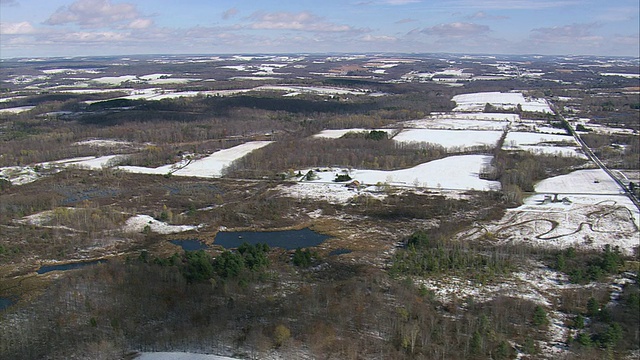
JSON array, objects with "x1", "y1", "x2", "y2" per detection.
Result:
[{"x1": 1, "y1": 0, "x2": 638, "y2": 58}]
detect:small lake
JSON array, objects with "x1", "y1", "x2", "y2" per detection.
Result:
[
  {"x1": 214, "y1": 228, "x2": 329, "y2": 250},
  {"x1": 37, "y1": 259, "x2": 106, "y2": 274},
  {"x1": 170, "y1": 239, "x2": 209, "y2": 251},
  {"x1": 0, "y1": 297, "x2": 15, "y2": 312}
]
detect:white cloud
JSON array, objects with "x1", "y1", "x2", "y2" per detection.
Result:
[
  {"x1": 222, "y1": 8, "x2": 239, "y2": 20},
  {"x1": 465, "y1": 11, "x2": 509, "y2": 20},
  {"x1": 361, "y1": 34, "x2": 397, "y2": 42},
  {"x1": 1, "y1": 21, "x2": 36, "y2": 34},
  {"x1": 421, "y1": 22, "x2": 490, "y2": 37},
  {"x1": 44, "y1": 0, "x2": 151, "y2": 29},
  {"x1": 395, "y1": 18, "x2": 418, "y2": 24},
  {"x1": 455, "y1": 0, "x2": 579, "y2": 10},
  {"x1": 248, "y1": 11, "x2": 360, "y2": 33},
  {"x1": 530, "y1": 23, "x2": 602, "y2": 44},
  {"x1": 127, "y1": 18, "x2": 152, "y2": 29},
  {"x1": 59, "y1": 31, "x2": 127, "y2": 42},
  {"x1": 383, "y1": 0, "x2": 421, "y2": 4}
]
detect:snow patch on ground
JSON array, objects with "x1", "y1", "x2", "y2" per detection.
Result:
[
  {"x1": 452, "y1": 92, "x2": 552, "y2": 113},
  {"x1": 306, "y1": 155, "x2": 499, "y2": 190},
  {"x1": 503, "y1": 131, "x2": 586, "y2": 158},
  {"x1": 0, "y1": 166, "x2": 41, "y2": 185},
  {"x1": 46, "y1": 155, "x2": 127, "y2": 170},
  {"x1": 534, "y1": 169, "x2": 623, "y2": 194},
  {"x1": 0, "y1": 106, "x2": 36, "y2": 114},
  {"x1": 394, "y1": 129, "x2": 502, "y2": 149},
  {"x1": 120, "y1": 141, "x2": 272, "y2": 178},
  {"x1": 312, "y1": 128, "x2": 395, "y2": 139},
  {"x1": 135, "y1": 352, "x2": 240, "y2": 360},
  {"x1": 460, "y1": 169, "x2": 639, "y2": 254},
  {"x1": 401, "y1": 117, "x2": 509, "y2": 131},
  {"x1": 122, "y1": 215, "x2": 202, "y2": 234},
  {"x1": 280, "y1": 155, "x2": 499, "y2": 203},
  {"x1": 73, "y1": 139, "x2": 136, "y2": 148}
]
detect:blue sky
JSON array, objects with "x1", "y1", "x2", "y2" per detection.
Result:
[{"x1": 1, "y1": 0, "x2": 638, "y2": 58}]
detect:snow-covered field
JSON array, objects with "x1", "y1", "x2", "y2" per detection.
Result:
[
  {"x1": 280, "y1": 155, "x2": 500, "y2": 203},
  {"x1": 0, "y1": 155, "x2": 126, "y2": 185},
  {"x1": 135, "y1": 352, "x2": 239, "y2": 360},
  {"x1": 73, "y1": 139, "x2": 137, "y2": 148},
  {"x1": 600, "y1": 72, "x2": 639, "y2": 79},
  {"x1": 312, "y1": 128, "x2": 395, "y2": 139},
  {"x1": 120, "y1": 141, "x2": 272, "y2": 178},
  {"x1": 503, "y1": 131, "x2": 586, "y2": 158},
  {"x1": 460, "y1": 169, "x2": 639, "y2": 254},
  {"x1": 407, "y1": 119, "x2": 507, "y2": 131},
  {"x1": 534, "y1": 169, "x2": 624, "y2": 194},
  {"x1": 394, "y1": 129, "x2": 502, "y2": 149},
  {"x1": 0, "y1": 106, "x2": 36, "y2": 114},
  {"x1": 453, "y1": 92, "x2": 552, "y2": 113},
  {"x1": 0, "y1": 142, "x2": 270, "y2": 185},
  {"x1": 0, "y1": 166, "x2": 41, "y2": 185},
  {"x1": 310, "y1": 155, "x2": 497, "y2": 190},
  {"x1": 46, "y1": 155, "x2": 126, "y2": 170}
]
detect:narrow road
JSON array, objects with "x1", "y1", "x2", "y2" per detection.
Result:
[{"x1": 552, "y1": 104, "x2": 640, "y2": 210}]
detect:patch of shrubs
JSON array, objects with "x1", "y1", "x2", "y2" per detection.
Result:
[
  {"x1": 551, "y1": 245, "x2": 624, "y2": 284},
  {"x1": 146, "y1": 242, "x2": 270, "y2": 283}
]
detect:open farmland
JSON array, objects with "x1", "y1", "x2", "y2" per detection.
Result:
[{"x1": 0, "y1": 54, "x2": 638, "y2": 360}]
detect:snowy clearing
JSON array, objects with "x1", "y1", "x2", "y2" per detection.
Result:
[
  {"x1": 401, "y1": 116, "x2": 510, "y2": 131},
  {"x1": 504, "y1": 132, "x2": 577, "y2": 147},
  {"x1": 136, "y1": 353, "x2": 240, "y2": 360},
  {"x1": 73, "y1": 139, "x2": 136, "y2": 148},
  {"x1": 90, "y1": 75, "x2": 140, "y2": 85},
  {"x1": 120, "y1": 141, "x2": 272, "y2": 178},
  {"x1": 312, "y1": 128, "x2": 395, "y2": 139},
  {"x1": 534, "y1": 169, "x2": 623, "y2": 194},
  {"x1": 394, "y1": 129, "x2": 503, "y2": 149},
  {"x1": 460, "y1": 169, "x2": 639, "y2": 254},
  {"x1": 0, "y1": 106, "x2": 36, "y2": 114},
  {"x1": 46, "y1": 155, "x2": 126, "y2": 170},
  {"x1": 452, "y1": 92, "x2": 552, "y2": 113},
  {"x1": 0, "y1": 166, "x2": 41, "y2": 185},
  {"x1": 503, "y1": 131, "x2": 585, "y2": 158},
  {"x1": 280, "y1": 155, "x2": 499, "y2": 203},
  {"x1": 600, "y1": 73, "x2": 639, "y2": 79},
  {"x1": 302, "y1": 154, "x2": 497, "y2": 189},
  {"x1": 417, "y1": 262, "x2": 577, "y2": 306},
  {"x1": 122, "y1": 215, "x2": 202, "y2": 234},
  {"x1": 279, "y1": 182, "x2": 388, "y2": 204},
  {"x1": 484, "y1": 194, "x2": 639, "y2": 254}
]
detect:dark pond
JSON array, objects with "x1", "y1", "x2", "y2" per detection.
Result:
[
  {"x1": 329, "y1": 248, "x2": 352, "y2": 256},
  {"x1": 214, "y1": 228, "x2": 329, "y2": 250},
  {"x1": 37, "y1": 259, "x2": 106, "y2": 274},
  {"x1": 170, "y1": 239, "x2": 209, "y2": 251},
  {"x1": 0, "y1": 297, "x2": 15, "y2": 312}
]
